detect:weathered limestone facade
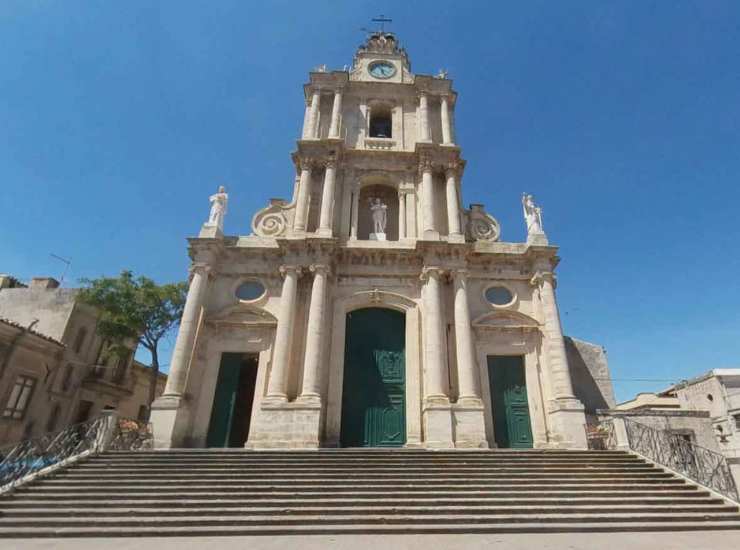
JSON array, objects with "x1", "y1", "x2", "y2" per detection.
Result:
[{"x1": 151, "y1": 32, "x2": 588, "y2": 450}]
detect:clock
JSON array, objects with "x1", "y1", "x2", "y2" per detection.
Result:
[{"x1": 368, "y1": 61, "x2": 396, "y2": 79}]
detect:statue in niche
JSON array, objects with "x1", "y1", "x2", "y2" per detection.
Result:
[
  {"x1": 207, "y1": 185, "x2": 228, "y2": 230},
  {"x1": 369, "y1": 197, "x2": 388, "y2": 240},
  {"x1": 522, "y1": 193, "x2": 544, "y2": 235}
]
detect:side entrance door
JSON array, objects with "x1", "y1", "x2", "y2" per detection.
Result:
[
  {"x1": 487, "y1": 355, "x2": 534, "y2": 448},
  {"x1": 340, "y1": 308, "x2": 406, "y2": 447},
  {"x1": 206, "y1": 353, "x2": 258, "y2": 447}
]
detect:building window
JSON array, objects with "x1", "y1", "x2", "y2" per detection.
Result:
[
  {"x1": 73, "y1": 327, "x2": 88, "y2": 354},
  {"x1": 3, "y1": 375, "x2": 37, "y2": 420},
  {"x1": 113, "y1": 352, "x2": 131, "y2": 383},
  {"x1": 235, "y1": 281, "x2": 266, "y2": 302},
  {"x1": 485, "y1": 285, "x2": 515, "y2": 307},
  {"x1": 707, "y1": 394, "x2": 714, "y2": 402},
  {"x1": 369, "y1": 106, "x2": 392, "y2": 138},
  {"x1": 46, "y1": 403, "x2": 61, "y2": 433},
  {"x1": 61, "y1": 364, "x2": 75, "y2": 392}
]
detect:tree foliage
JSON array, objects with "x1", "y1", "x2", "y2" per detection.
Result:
[{"x1": 78, "y1": 271, "x2": 187, "y2": 409}]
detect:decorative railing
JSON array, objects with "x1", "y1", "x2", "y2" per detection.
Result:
[
  {"x1": 598, "y1": 416, "x2": 739, "y2": 502},
  {"x1": 0, "y1": 413, "x2": 152, "y2": 493}
]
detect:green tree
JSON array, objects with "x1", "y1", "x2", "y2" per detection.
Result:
[{"x1": 78, "y1": 271, "x2": 187, "y2": 415}]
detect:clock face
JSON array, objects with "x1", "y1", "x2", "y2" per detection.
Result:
[{"x1": 368, "y1": 61, "x2": 396, "y2": 79}]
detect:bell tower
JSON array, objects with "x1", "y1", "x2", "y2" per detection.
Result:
[{"x1": 252, "y1": 30, "x2": 486, "y2": 245}]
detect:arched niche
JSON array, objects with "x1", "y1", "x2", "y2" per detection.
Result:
[{"x1": 357, "y1": 176, "x2": 399, "y2": 241}]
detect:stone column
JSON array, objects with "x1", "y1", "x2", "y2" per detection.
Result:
[
  {"x1": 266, "y1": 266, "x2": 301, "y2": 401},
  {"x1": 445, "y1": 165, "x2": 462, "y2": 239},
  {"x1": 406, "y1": 190, "x2": 417, "y2": 238},
  {"x1": 421, "y1": 267, "x2": 449, "y2": 402},
  {"x1": 398, "y1": 191, "x2": 407, "y2": 239},
  {"x1": 299, "y1": 264, "x2": 329, "y2": 402},
  {"x1": 419, "y1": 92, "x2": 431, "y2": 142},
  {"x1": 328, "y1": 89, "x2": 343, "y2": 139},
  {"x1": 532, "y1": 270, "x2": 587, "y2": 449},
  {"x1": 441, "y1": 95, "x2": 453, "y2": 145},
  {"x1": 350, "y1": 182, "x2": 360, "y2": 240},
  {"x1": 420, "y1": 160, "x2": 437, "y2": 238},
  {"x1": 293, "y1": 159, "x2": 313, "y2": 232},
  {"x1": 452, "y1": 270, "x2": 480, "y2": 402},
  {"x1": 533, "y1": 272, "x2": 576, "y2": 400},
  {"x1": 162, "y1": 264, "x2": 210, "y2": 397},
  {"x1": 307, "y1": 90, "x2": 320, "y2": 139},
  {"x1": 317, "y1": 159, "x2": 337, "y2": 236}
]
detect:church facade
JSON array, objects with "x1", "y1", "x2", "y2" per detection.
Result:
[{"x1": 151, "y1": 32, "x2": 589, "y2": 450}]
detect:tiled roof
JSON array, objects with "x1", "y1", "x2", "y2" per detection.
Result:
[{"x1": 0, "y1": 318, "x2": 65, "y2": 347}]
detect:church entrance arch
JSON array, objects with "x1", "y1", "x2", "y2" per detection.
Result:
[
  {"x1": 340, "y1": 308, "x2": 406, "y2": 447},
  {"x1": 206, "y1": 353, "x2": 259, "y2": 448}
]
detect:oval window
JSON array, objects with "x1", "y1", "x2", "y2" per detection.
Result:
[
  {"x1": 235, "y1": 281, "x2": 266, "y2": 301},
  {"x1": 485, "y1": 286, "x2": 514, "y2": 306}
]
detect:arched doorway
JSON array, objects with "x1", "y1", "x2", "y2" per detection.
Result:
[{"x1": 340, "y1": 308, "x2": 406, "y2": 447}]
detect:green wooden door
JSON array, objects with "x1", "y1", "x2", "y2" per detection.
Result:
[
  {"x1": 206, "y1": 353, "x2": 243, "y2": 447},
  {"x1": 340, "y1": 308, "x2": 406, "y2": 447},
  {"x1": 487, "y1": 355, "x2": 534, "y2": 448}
]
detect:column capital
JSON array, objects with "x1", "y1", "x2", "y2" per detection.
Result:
[
  {"x1": 420, "y1": 266, "x2": 446, "y2": 281},
  {"x1": 418, "y1": 158, "x2": 434, "y2": 176},
  {"x1": 444, "y1": 162, "x2": 461, "y2": 179},
  {"x1": 189, "y1": 263, "x2": 212, "y2": 277},
  {"x1": 309, "y1": 264, "x2": 331, "y2": 276},
  {"x1": 298, "y1": 157, "x2": 315, "y2": 171},
  {"x1": 530, "y1": 270, "x2": 556, "y2": 288},
  {"x1": 279, "y1": 265, "x2": 303, "y2": 278},
  {"x1": 322, "y1": 157, "x2": 337, "y2": 170},
  {"x1": 450, "y1": 268, "x2": 470, "y2": 281}
]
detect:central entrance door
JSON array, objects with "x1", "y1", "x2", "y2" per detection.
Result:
[
  {"x1": 487, "y1": 355, "x2": 534, "y2": 449},
  {"x1": 340, "y1": 308, "x2": 406, "y2": 447},
  {"x1": 206, "y1": 353, "x2": 259, "y2": 448}
]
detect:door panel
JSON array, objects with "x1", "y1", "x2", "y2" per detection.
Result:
[
  {"x1": 487, "y1": 355, "x2": 534, "y2": 449},
  {"x1": 206, "y1": 353, "x2": 257, "y2": 448},
  {"x1": 341, "y1": 308, "x2": 406, "y2": 447}
]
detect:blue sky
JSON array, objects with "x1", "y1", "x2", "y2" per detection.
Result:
[{"x1": 2, "y1": 1, "x2": 739, "y2": 402}]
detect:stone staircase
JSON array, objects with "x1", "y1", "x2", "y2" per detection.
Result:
[{"x1": 1, "y1": 449, "x2": 739, "y2": 537}]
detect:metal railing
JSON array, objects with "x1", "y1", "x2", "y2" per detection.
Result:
[
  {"x1": 593, "y1": 416, "x2": 739, "y2": 502},
  {"x1": 0, "y1": 413, "x2": 152, "y2": 493}
]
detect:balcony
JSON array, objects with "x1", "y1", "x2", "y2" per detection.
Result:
[{"x1": 364, "y1": 137, "x2": 396, "y2": 151}]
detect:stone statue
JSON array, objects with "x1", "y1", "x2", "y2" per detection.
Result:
[
  {"x1": 436, "y1": 68, "x2": 448, "y2": 79},
  {"x1": 207, "y1": 185, "x2": 228, "y2": 230},
  {"x1": 369, "y1": 197, "x2": 388, "y2": 239},
  {"x1": 522, "y1": 193, "x2": 544, "y2": 236}
]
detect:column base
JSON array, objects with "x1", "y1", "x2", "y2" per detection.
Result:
[
  {"x1": 314, "y1": 228, "x2": 333, "y2": 238},
  {"x1": 422, "y1": 229, "x2": 440, "y2": 241},
  {"x1": 150, "y1": 395, "x2": 186, "y2": 450},
  {"x1": 452, "y1": 398, "x2": 488, "y2": 449},
  {"x1": 448, "y1": 233, "x2": 466, "y2": 244},
  {"x1": 546, "y1": 397, "x2": 588, "y2": 449},
  {"x1": 246, "y1": 400, "x2": 322, "y2": 449},
  {"x1": 422, "y1": 400, "x2": 454, "y2": 449}
]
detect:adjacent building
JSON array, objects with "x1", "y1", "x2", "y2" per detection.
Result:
[
  {"x1": 152, "y1": 32, "x2": 612, "y2": 451},
  {"x1": 0, "y1": 275, "x2": 166, "y2": 445}
]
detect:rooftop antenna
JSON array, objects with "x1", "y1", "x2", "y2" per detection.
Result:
[{"x1": 50, "y1": 253, "x2": 71, "y2": 286}]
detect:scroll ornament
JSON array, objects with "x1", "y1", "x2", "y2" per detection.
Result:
[
  {"x1": 466, "y1": 204, "x2": 501, "y2": 242},
  {"x1": 252, "y1": 199, "x2": 290, "y2": 238}
]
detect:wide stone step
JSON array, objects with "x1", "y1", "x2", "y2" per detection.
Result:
[
  {"x1": 3, "y1": 520, "x2": 740, "y2": 537},
  {"x1": 60, "y1": 466, "x2": 660, "y2": 477},
  {"x1": 2, "y1": 503, "x2": 736, "y2": 519},
  {"x1": 1, "y1": 511, "x2": 739, "y2": 530},
  {"x1": 81, "y1": 459, "x2": 648, "y2": 467},
  {"x1": 1, "y1": 495, "x2": 724, "y2": 508},
  {"x1": 9, "y1": 487, "x2": 704, "y2": 500}
]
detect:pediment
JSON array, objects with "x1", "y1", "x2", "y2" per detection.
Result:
[
  {"x1": 206, "y1": 304, "x2": 277, "y2": 327},
  {"x1": 472, "y1": 310, "x2": 541, "y2": 331}
]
